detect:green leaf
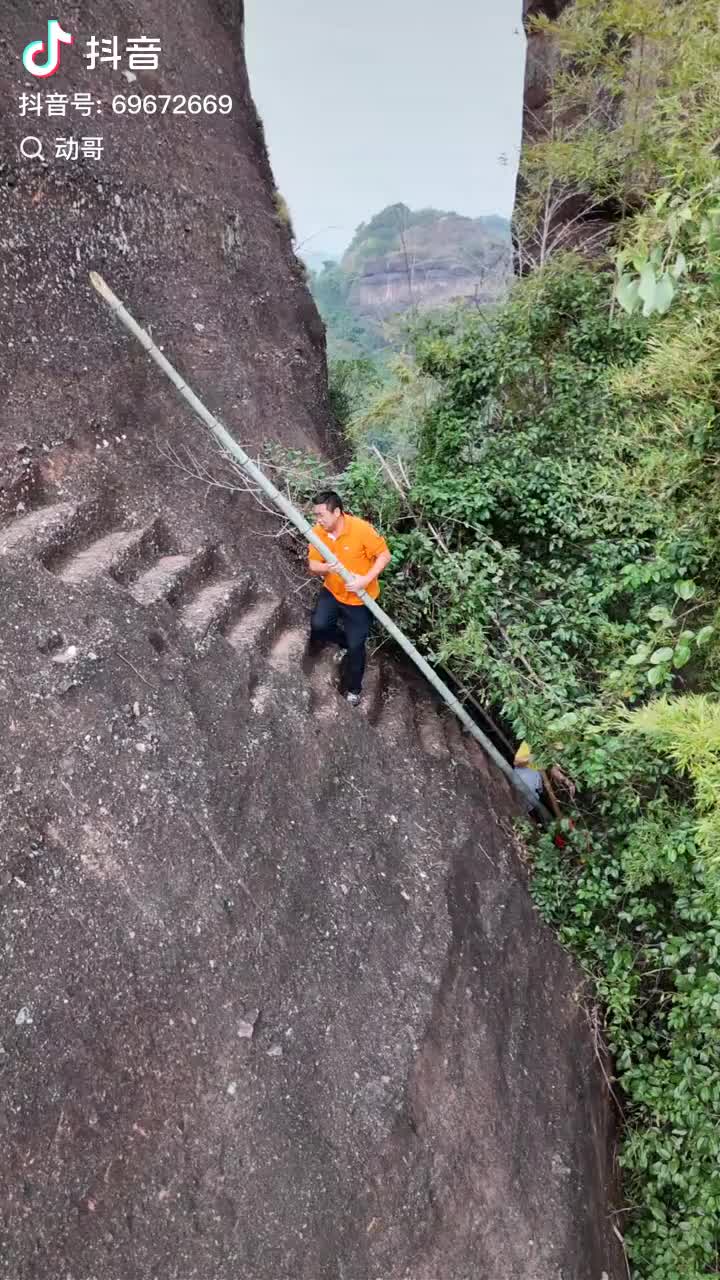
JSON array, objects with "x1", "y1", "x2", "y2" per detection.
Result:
[
  {"x1": 638, "y1": 263, "x2": 657, "y2": 312},
  {"x1": 653, "y1": 272, "x2": 676, "y2": 315},
  {"x1": 650, "y1": 647, "x2": 674, "y2": 664},
  {"x1": 627, "y1": 652, "x2": 649, "y2": 666},
  {"x1": 549, "y1": 711, "x2": 579, "y2": 731},
  {"x1": 675, "y1": 579, "x2": 697, "y2": 600},
  {"x1": 697, "y1": 625, "x2": 715, "y2": 648},
  {"x1": 633, "y1": 262, "x2": 677, "y2": 317},
  {"x1": 671, "y1": 251, "x2": 688, "y2": 280},
  {"x1": 647, "y1": 665, "x2": 666, "y2": 687},
  {"x1": 648, "y1": 605, "x2": 672, "y2": 623},
  {"x1": 673, "y1": 645, "x2": 692, "y2": 669},
  {"x1": 615, "y1": 274, "x2": 641, "y2": 315}
]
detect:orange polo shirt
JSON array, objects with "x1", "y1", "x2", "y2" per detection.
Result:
[{"x1": 309, "y1": 514, "x2": 389, "y2": 606}]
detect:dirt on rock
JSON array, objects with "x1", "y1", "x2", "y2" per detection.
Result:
[{"x1": 1, "y1": 3, "x2": 622, "y2": 1278}]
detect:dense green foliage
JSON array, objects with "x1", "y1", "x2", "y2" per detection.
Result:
[
  {"x1": 345, "y1": 202, "x2": 441, "y2": 263},
  {"x1": 344, "y1": 203, "x2": 507, "y2": 264},
  {"x1": 277, "y1": 4, "x2": 720, "y2": 1275}
]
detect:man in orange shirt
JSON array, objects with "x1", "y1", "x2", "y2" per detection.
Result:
[{"x1": 307, "y1": 490, "x2": 391, "y2": 705}]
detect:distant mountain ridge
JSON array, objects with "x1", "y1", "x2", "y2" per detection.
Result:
[
  {"x1": 344, "y1": 204, "x2": 510, "y2": 316},
  {"x1": 309, "y1": 203, "x2": 511, "y2": 357}
]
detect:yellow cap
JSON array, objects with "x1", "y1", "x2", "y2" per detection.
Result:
[{"x1": 514, "y1": 740, "x2": 532, "y2": 766}]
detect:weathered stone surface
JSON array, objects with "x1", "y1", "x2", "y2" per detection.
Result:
[
  {"x1": 522, "y1": 1, "x2": 573, "y2": 126},
  {"x1": 343, "y1": 211, "x2": 510, "y2": 323},
  {"x1": 0, "y1": 3, "x2": 622, "y2": 1277},
  {"x1": 0, "y1": 0, "x2": 334, "y2": 466},
  {"x1": 0, "y1": 545, "x2": 621, "y2": 1279}
]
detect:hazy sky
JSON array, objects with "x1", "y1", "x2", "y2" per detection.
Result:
[{"x1": 245, "y1": 0, "x2": 526, "y2": 257}]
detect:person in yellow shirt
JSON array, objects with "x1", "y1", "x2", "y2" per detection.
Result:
[
  {"x1": 307, "y1": 490, "x2": 391, "y2": 705},
  {"x1": 513, "y1": 741, "x2": 576, "y2": 821}
]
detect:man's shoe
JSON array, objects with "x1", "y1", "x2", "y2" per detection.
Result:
[
  {"x1": 345, "y1": 692, "x2": 361, "y2": 707},
  {"x1": 333, "y1": 649, "x2": 348, "y2": 665}
]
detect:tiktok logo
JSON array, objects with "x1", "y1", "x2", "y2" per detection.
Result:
[{"x1": 22, "y1": 19, "x2": 73, "y2": 78}]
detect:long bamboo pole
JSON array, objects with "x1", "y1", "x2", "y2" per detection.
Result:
[{"x1": 89, "y1": 271, "x2": 548, "y2": 820}]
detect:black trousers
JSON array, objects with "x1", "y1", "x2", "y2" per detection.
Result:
[{"x1": 309, "y1": 588, "x2": 372, "y2": 695}]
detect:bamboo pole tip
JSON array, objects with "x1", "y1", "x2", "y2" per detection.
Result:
[{"x1": 89, "y1": 271, "x2": 114, "y2": 303}]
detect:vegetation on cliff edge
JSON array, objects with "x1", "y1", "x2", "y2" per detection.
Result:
[{"x1": 278, "y1": 3, "x2": 720, "y2": 1275}]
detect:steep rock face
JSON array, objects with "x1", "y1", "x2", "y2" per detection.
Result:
[
  {"x1": 1, "y1": 4, "x2": 622, "y2": 1278},
  {"x1": 0, "y1": 545, "x2": 621, "y2": 1279},
  {"x1": 0, "y1": 0, "x2": 332, "y2": 469},
  {"x1": 518, "y1": 0, "x2": 623, "y2": 265},
  {"x1": 522, "y1": 0, "x2": 573, "y2": 131}
]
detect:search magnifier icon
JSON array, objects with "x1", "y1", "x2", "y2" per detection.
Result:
[{"x1": 20, "y1": 136, "x2": 45, "y2": 160}]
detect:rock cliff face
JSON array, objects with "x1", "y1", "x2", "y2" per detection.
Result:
[
  {"x1": 1, "y1": 3, "x2": 622, "y2": 1278},
  {"x1": 0, "y1": 0, "x2": 332, "y2": 468},
  {"x1": 345, "y1": 212, "x2": 510, "y2": 321},
  {"x1": 518, "y1": 0, "x2": 623, "y2": 266},
  {"x1": 522, "y1": 0, "x2": 573, "y2": 132}
]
